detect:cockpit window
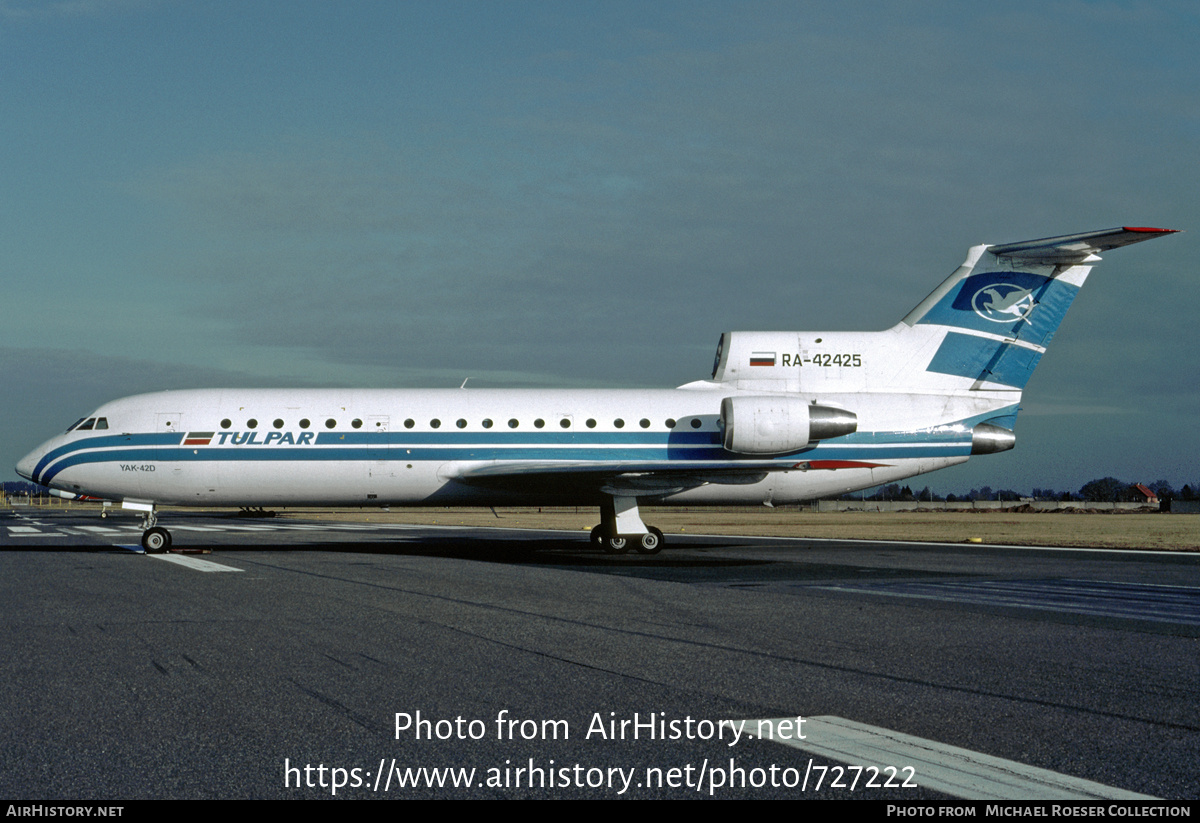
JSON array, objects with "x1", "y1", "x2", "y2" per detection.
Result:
[
  {"x1": 76, "y1": 418, "x2": 96, "y2": 431},
  {"x1": 95, "y1": 418, "x2": 108, "y2": 430},
  {"x1": 66, "y1": 418, "x2": 86, "y2": 433}
]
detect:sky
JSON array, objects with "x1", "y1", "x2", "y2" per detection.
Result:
[{"x1": 2, "y1": 0, "x2": 1197, "y2": 496}]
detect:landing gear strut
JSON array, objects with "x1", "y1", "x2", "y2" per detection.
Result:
[{"x1": 592, "y1": 496, "x2": 664, "y2": 555}]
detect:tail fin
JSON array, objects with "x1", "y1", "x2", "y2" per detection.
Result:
[
  {"x1": 900, "y1": 227, "x2": 1177, "y2": 391},
  {"x1": 703, "y1": 227, "x2": 1176, "y2": 396}
]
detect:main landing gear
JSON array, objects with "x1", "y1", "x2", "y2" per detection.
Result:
[
  {"x1": 138, "y1": 507, "x2": 172, "y2": 553},
  {"x1": 590, "y1": 495, "x2": 664, "y2": 555}
]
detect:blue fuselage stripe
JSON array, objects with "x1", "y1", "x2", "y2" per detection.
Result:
[{"x1": 35, "y1": 436, "x2": 975, "y2": 485}]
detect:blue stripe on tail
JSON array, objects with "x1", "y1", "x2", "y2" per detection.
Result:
[{"x1": 915, "y1": 271, "x2": 1081, "y2": 347}]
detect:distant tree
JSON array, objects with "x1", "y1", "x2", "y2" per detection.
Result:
[
  {"x1": 973, "y1": 485, "x2": 993, "y2": 501},
  {"x1": 1182, "y1": 484, "x2": 1196, "y2": 501},
  {"x1": 2, "y1": 481, "x2": 41, "y2": 495},
  {"x1": 1149, "y1": 480, "x2": 1175, "y2": 499},
  {"x1": 875, "y1": 483, "x2": 901, "y2": 501},
  {"x1": 1079, "y1": 477, "x2": 1127, "y2": 502}
]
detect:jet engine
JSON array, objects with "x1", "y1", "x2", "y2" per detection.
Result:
[{"x1": 720, "y1": 396, "x2": 857, "y2": 455}]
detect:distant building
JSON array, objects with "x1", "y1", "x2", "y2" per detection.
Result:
[{"x1": 1130, "y1": 484, "x2": 1159, "y2": 505}]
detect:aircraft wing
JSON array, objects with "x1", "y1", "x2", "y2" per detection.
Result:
[
  {"x1": 450, "y1": 459, "x2": 885, "y2": 497},
  {"x1": 987, "y1": 226, "x2": 1178, "y2": 263}
]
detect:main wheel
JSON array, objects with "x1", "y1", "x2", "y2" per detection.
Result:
[
  {"x1": 141, "y1": 527, "x2": 171, "y2": 553},
  {"x1": 635, "y1": 529, "x2": 663, "y2": 555},
  {"x1": 604, "y1": 535, "x2": 629, "y2": 554}
]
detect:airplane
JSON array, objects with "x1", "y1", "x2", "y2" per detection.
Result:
[{"x1": 15, "y1": 226, "x2": 1177, "y2": 554}]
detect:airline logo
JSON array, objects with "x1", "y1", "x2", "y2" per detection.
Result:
[
  {"x1": 971, "y1": 283, "x2": 1036, "y2": 323},
  {"x1": 182, "y1": 431, "x2": 318, "y2": 446},
  {"x1": 750, "y1": 351, "x2": 776, "y2": 367},
  {"x1": 217, "y1": 431, "x2": 316, "y2": 445}
]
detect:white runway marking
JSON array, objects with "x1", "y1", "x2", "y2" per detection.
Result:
[
  {"x1": 729, "y1": 715, "x2": 1155, "y2": 800},
  {"x1": 149, "y1": 554, "x2": 243, "y2": 573},
  {"x1": 813, "y1": 579, "x2": 1200, "y2": 625},
  {"x1": 7, "y1": 527, "x2": 44, "y2": 535}
]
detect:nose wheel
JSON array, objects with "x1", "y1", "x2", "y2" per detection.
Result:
[{"x1": 141, "y1": 526, "x2": 172, "y2": 553}]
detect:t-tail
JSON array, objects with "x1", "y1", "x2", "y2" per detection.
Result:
[{"x1": 705, "y1": 227, "x2": 1177, "y2": 455}]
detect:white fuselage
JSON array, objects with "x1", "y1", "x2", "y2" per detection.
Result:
[{"x1": 18, "y1": 385, "x2": 975, "y2": 509}]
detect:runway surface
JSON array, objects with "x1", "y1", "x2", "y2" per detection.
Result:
[{"x1": 2, "y1": 507, "x2": 1198, "y2": 799}]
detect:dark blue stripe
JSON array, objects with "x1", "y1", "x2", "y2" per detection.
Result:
[
  {"x1": 32, "y1": 433, "x2": 180, "y2": 484},
  {"x1": 38, "y1": 441, "x2": 973, "y2": 486}
]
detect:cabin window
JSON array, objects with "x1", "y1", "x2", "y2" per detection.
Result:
[
  {"x1": 614, "y1": 418, "x2": 625, "y2": 428},
  {"x1": 482, "y1": 418, "x2": 493, "y2": 429},
  {"x1": 273, "y1": 418, "x2": 284, "y2": 429},
  {"x1": 430, "y1": 419, "x2": 441, "y2": 428},
  {"x1": 559, "y1": 418, "x2": 570, "y2": 428},
  {"x1": 221, "y1": 419, "x2": 232, "y2": 429},
  {"x1": 456, "y1": 419, "x2": 467, "y2": 428},
  {"x1": 639, "y1": 418, "x2": 650, "y2": 428},
  {"x1": 665, "y1": 418, "x2": 676, "y2": 428},
  {"x1": 586, "y1": 418, "x2": 596, "y2": 428},
  {"x1": 325, "y1": 418, "x2": 336, "y2": 429},
  {"x1": 300, "y1": 419, "x2": 311, "y2": 429},
  {"x1": 351, "y1": 419, "x2": 362, "y2": 429},
  {"x1": 534, "y1": 418, "x2": 545, "y2": 428},
  {"x1": 690, "y1": 418, "x2": 702, "y2": 428},
  {"x1": 508, "y1": 419, "x2": 519, "y2": 428},
  {"x1": 404, "y1": 419, "x2": 415, "y2": 429},
  {"x1": 247, "y1": 419, "x2": 258, "y2": 429}
]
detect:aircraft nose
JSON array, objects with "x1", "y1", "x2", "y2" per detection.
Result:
[{"x1": 15, "y1": 450, "x2": 38, "y2": 481}]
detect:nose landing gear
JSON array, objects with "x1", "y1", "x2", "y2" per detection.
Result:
[{"x1": 136, "y1": 506, "x2": 172, "y2": 553}]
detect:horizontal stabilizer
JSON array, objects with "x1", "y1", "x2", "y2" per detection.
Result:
[{"x1": 987, "y1": 227, "x2": 1178, "y2": 263}]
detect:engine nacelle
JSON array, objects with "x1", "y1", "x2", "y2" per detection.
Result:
[{"x1": 720, "y1": 396, "x2": 857, "y2": 455}]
